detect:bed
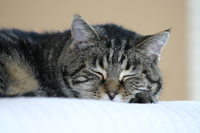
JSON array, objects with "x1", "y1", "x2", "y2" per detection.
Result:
[{"x1": 0, "y1": 98, "x2": 200, "y2": 133}]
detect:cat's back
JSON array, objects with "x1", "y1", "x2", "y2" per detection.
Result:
[
  {"x1": 0, "y1": 29, "x2": 40, "y2": 66},
  {"x1": 0, "y1": 29, "x2": 50, "y2": 46},
  {"x1": 0, "y1": 29, "x2": 41, "y2": 96}
]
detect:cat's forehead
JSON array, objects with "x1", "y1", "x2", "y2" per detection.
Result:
[
  {"x1": 95, "y1": 24, "x2": 136, "y2": 40},
  {"x1": 86, "y1": 45, "x2": 141, "y2": 71},
  {"x1": 87, "y1": 38, "x2": 139, "y2": 66}
]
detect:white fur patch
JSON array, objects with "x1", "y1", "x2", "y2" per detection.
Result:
[{"x1": 100, "y1": 93, "x2": 123, "y2": 102}]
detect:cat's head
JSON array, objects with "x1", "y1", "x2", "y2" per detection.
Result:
[{"x1": 59, "y1": 15, "x2": 170, "y2": 103}]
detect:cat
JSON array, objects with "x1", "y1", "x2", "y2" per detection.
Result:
[{"x1": 0, "y1": 15, "x2": 170, "y2": 103}]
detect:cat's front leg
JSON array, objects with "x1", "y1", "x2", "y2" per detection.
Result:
[{"x1": 129, "y1": 92, "x2": 157, "y2": 104}]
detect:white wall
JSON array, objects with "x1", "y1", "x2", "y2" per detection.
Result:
[{"x1": 186, "y1": 0, "x2": 200, "y2": 100}]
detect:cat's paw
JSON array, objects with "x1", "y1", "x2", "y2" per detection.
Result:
[{"x1": 129, "y1": 92, "x2": 157, "y2": 104}]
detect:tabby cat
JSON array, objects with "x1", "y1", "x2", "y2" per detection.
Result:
[{"x1": 0, "y1": 15, "x2": 170, "y2": 103}]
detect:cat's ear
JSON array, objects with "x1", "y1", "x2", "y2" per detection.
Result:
[
  {"x1": 70, "y1": 15, "x2": 100, "y2": 50},
  {"x1": 137, "y1": 29, "x2": 170, "y2": 63}
]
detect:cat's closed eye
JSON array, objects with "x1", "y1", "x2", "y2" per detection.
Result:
[{"x1": 72, "y1": 76, "x2": 89, "y2": 84}]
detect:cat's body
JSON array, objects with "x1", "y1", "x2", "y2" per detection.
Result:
[{"x1": 0, "y1": 15, "x2": 170, "y2": 103}]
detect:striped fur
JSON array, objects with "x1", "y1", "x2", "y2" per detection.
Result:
[{"x1": 0, "y1": 15, "x2": 170, "y2": 103}]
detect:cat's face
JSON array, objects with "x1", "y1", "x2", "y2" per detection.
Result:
[{"x1": 59, "y1": 15, "x2": 170, "y2": 103}]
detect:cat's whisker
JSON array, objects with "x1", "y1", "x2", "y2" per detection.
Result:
[{"x1": 158, "y1": 95, "x2": 165, "y2": 100}]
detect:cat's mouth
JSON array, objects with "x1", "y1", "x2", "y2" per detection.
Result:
[{"x1": 129, "y1": 92, "x2": 157, "y2": 104}]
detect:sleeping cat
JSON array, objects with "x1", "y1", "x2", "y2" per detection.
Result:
[{"x1": 0, "y1": 15, "x2": 170, "y2": 103}]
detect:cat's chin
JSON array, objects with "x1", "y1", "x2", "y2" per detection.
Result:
[{"x1": 99, "y1": 93, "x2": 123, "y2": 102}]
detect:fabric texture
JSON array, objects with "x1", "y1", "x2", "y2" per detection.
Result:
[{"x1": 0, "y1": 98, "x2": 200, "y2": 133}]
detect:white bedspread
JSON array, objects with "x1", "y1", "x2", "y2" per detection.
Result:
[{"x1": 0, "y1": 98, "x2": 200, "y2": 133}]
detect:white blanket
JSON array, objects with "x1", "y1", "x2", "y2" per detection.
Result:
[{"x1": 0, "y1": 98, "x2": 200, "y2": 133}]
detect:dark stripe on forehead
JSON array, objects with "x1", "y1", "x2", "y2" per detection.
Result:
[
  {"x1": 99, "y1": 57, "x2": 104, "y2": 68},
  {"x1": 124, "y1": 39, "x2": 131, "y2": 52},
  {"x1": 106, "y1": 39, "x2": 111, "y2": 48},
  {"x1": 125, "y1": 61, "x2": 130, "y2": 70},
  {"x1": 112, "y1": 39, "x2": 122, "y2": 64},
  {"x1": 106, "y1": 53, "x2": 110, "y2": 62},
  {"x1": 120, "y1": 54, "x2": 126, "y2": 64}
]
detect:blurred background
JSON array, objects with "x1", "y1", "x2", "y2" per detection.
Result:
[{"x1": 0, "y1": 0, "x2": 199, "y2": 101}]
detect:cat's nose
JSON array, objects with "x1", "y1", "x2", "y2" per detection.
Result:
[{"x1": 106, "y1": 91, "x2": 118, "y2": 100}]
